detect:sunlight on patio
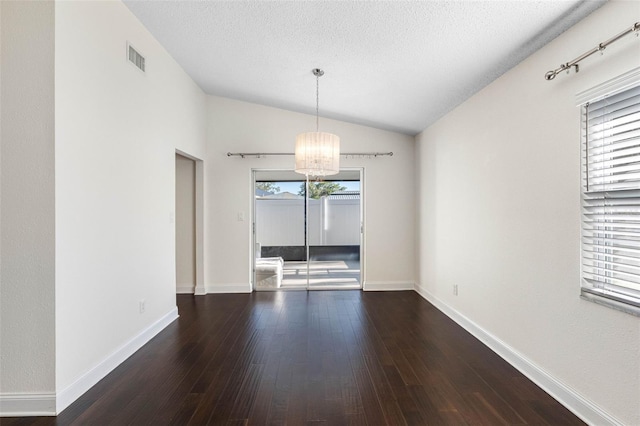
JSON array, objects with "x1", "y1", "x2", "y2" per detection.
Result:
[{"x1": 281, "y1": 260, "x2": 361, "y2": 289}]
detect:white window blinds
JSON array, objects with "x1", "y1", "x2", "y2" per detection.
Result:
[{"x1": 582, "y1": 83, "x2": 640, "y2": 310}]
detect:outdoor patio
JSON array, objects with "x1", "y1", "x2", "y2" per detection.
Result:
[{"x1": 280, "y1": 259, "x2": 360, "y2": 289}]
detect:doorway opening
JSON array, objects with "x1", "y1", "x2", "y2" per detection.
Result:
[
  {"x1": 175, "y1": 151, "x2": 204, "y2": 295},
  {"x1": 253, "y1": 169, "x2": 363, "y2": 291}
]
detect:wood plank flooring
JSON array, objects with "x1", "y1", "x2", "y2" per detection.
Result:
[{"x1": 3, "y1": 291, "x2": 584, "y2": 425}]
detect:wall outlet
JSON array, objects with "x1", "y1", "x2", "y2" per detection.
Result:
[
  {"x1": 139, "y1": 300, "x2": 146, "y2": 314},
  {"x1": 453, "y1": 285, "x2": 458, "y2": 296}
]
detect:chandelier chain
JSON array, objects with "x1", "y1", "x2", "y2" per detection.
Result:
[{"x1": 316, "y1": 73, "x2": 319, "y2": 132}]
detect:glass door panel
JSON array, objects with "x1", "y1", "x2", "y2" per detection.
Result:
[
  {"x1": 253, "y1": 170, "x2": 361, "y2": 291},
  {"x1": 254, "y1": 171, "x2": 306, "y2": 290},
  {"x1": 306, "y1": 177, "x2": 361, "y2": 289}
]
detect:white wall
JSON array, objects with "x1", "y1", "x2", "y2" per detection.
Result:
[
  {"x1": 54, "y1": 0, "x2": 206, "y2": 412},
  {"x1": 206, "y1": 96, "x2": 415, "y2": 292},
  {"x1": 176, "y1": 154, "x2": 196, "y2": 293},
  {"x1": 0, "y1": 0, "x2": 56, "y2": 407},
  {"x1": 416, "y1": 2, "x2": 640, "y2": 424}
]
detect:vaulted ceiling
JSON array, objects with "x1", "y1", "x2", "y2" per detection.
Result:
[{"x1": 124, "y1": 0, "x2": 605, "y2": 135}]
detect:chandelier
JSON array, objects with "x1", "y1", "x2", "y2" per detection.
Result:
[{"x1": 294, "y1": 68, "x2": 340, "y2": 177}]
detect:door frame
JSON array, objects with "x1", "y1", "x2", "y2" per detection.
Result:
[{"x1": 251, "y1": 168, "x2": 364, "y2": 291}]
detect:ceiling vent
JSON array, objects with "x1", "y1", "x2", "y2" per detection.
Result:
[{"x1": 127, "y1": 42, "x2": 145, "y2": 73}]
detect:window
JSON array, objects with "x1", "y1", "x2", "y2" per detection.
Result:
[{"x1": 581, "y1": 80, "x2": 640, "y2": 315}]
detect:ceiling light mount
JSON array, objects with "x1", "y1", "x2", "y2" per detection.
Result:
[{"x1": 312, "y1": 68, "x2": 324, "y2": 78}]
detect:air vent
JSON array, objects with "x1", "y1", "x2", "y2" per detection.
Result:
[{"x1": 127, "y1": 42, "x2": 145, "y2": 72}]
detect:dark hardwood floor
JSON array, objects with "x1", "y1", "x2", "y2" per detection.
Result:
[{"x1": 4, "y1": 291, "x2": 584, "y2": 425}]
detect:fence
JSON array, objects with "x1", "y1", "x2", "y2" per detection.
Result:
[{"x1": 255, "y1": 197, "x2": 360, "y2": 247}]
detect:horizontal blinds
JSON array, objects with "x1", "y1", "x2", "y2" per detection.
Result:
[{"x1": 582, "y1": 83, "x2": 640, "y2": 308}]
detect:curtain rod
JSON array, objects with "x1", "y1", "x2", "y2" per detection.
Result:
[
  {"x1": 545, "y1": 21, "x2": 640, "y2": 81},
  {"x1": 227, "y1": 152, "x2": 393, "y2": 158}
]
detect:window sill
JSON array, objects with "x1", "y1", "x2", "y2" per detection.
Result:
[{"x1": 580, "y1": 290, "x2": 640, "y2": 317}]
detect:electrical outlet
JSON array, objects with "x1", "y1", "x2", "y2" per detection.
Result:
[
  {"x1": 453, "y1": 285, "x2": 458, "y2": 296},
  {"x1": 139, "y1": 300, "x2": 145, "y2": 314}
]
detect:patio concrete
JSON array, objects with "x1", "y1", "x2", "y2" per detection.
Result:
[{"x1": 280, "y1": 259, "x2": 360, "y2": 289}]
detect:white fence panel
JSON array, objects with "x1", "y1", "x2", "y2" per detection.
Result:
[
  {"x1": 325, "y1": 199, "x2": 360, "y2": 245},
  {"x1": 307, "y1": 199, "x2": 321, "y2": 246},
  {"x1": 255, "y1": 199, "x2": 304, "y2": 246},
  {"x1": 256, "y1": 197, "x2": 360, "y2": 247}
]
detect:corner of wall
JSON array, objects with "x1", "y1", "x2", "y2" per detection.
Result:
[
  {"x1": 0, "y1": 0, "x2": 56, "y2": 408},
  {"x1": 54, "y1": 308, "x2": 178, "y2": 415},
  {"x1": 413, "y1": 286, "x2": 624, "y2": 426}
]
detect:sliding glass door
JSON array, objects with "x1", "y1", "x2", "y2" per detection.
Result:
[{"x1": 253, "y1": 169, "x2": 362, "y2": 291}]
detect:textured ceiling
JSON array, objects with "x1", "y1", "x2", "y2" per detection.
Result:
[{"x1": 123, "y1": 0, "x2": 605, "y2": 136}]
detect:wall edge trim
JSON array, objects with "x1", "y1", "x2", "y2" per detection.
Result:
[
  {"x1": 363, "y1": 281, "x2": 414, "y2": 291},
  {"x1": 0, "y1": 393, "x2": 56, "y2": 417},
  {"x1": 205, "y1": 283, "x2": 252, "y2": 294},
  {"x1": 176, "y1": 284, "x2": 195, "y2": 294},
  {"x1": 413, "y1": 283, "x2": 623, "y2": 426},
  {"x1": 55, "y1": 307, "x2": 179, "y2": 414}
]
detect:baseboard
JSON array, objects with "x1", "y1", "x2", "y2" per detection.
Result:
[
  {"x1": 204, "y1": 283, "x2": 252, "y2": 293},
  {"x1": 413, "y1": 284, "x2": 622, "y2": 426},
  {"x1": 363, "y1": 281, "x2": 414, "y2": 291},
  {"x1": 55, "y1": 307, "x2": 179, "y2": 414},
  {"x1": 0, "y1": 393, "x2": 56, "y2": 417},
  {"x1": 176, "y1": 283, "x2": 195, "y2": 294}
]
